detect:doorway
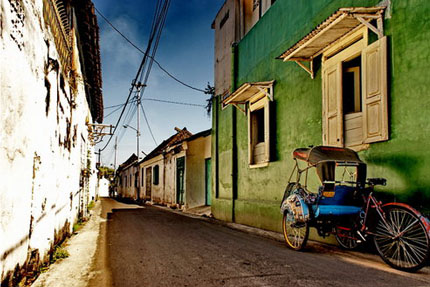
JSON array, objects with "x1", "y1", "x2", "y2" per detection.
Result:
[
  {"x1": 176, "y1": 157, "x2": 185, "y2": 205},
  {"x1": 205, "y1": 158, "x2": 211, "y2": 206},
  {"x1": 145, "y1": 167, "x2": 152, "y2": 200}
]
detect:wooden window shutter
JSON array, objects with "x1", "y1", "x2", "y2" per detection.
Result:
[
  {"x1": 362, "y1": 36, "x2": 388, "y2": 143},
  {"x1": 322, "y1": 62, "x2": 343, "y2": 147},
  {"x1": 264, "y1": 99, "x2": 270, "y2": 162},
  {"x1": 248, "y1": 108, "x2": 253, "y2": 165}
]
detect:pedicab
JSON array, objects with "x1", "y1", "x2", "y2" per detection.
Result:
[{"x1": 280, "y1": 146, "x2": 430, "y2": 272}]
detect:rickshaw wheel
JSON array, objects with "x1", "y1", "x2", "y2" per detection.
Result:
[
  {"x1": 373, "y1": 205, "x2": 430, "y2": 272},
  {"x1": 282, "y1": 213, "x2": 309, "y2": 250},
  {"x1": 335, "y1": 226, "x2": 359, "y2": 250}
]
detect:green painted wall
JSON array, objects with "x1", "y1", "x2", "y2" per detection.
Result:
[{"x1": 212, "y1": 0, "x2": 430, "y2": 232}]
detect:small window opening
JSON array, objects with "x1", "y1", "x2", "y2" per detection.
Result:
[
  {"x1": 254, "y1": 108, "x2": 265, "y2": 144},
  {"x1": 153, "y1": 165, "x2": 159, "y2": 185},
  {"x1": 342, "y1": 56, "x2": 362, "y2": 114}
]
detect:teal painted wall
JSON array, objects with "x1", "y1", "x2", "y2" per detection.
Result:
[{"x1": 212, "y1": 0, "x2": 430, "y2": 232}]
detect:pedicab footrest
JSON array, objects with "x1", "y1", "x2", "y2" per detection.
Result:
[{"x1": 313, "y1": 205, "x2": 361, "y2": 217}]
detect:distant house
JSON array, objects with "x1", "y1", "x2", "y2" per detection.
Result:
[
  {"x1": 211, "y1": 0, "x2": 430, "y2": 233},
  {"x1": 116, "y1": 153, "x2": 139, "y2": 200},
  {"x1": 117, "y1": 128, "x2": 212, "y2": 209},
  {"x1": 0, "y1": 0, "x2": 102, "y2": 284},
  {"x1": 141, "y1": 128, "x2": 212, "y2": 209},
  {"x1": 137, "y1": 127, "x2": 193, "y2": 205}
]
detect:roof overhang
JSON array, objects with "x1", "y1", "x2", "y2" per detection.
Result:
[
  {"x1": 277, "y1": 6, "x2": 386, "y2": 77},
  {"x1": 222, "y1": 81, "x2": 275, "y2": 114}
]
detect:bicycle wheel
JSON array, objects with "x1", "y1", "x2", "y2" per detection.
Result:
[
  {"x1": 282, "y1": 212, "x2": 309, "y2": 250},
  {"x1": 335, "y1": 226, "x2": 360, "y2": 250},
  {"x1": 373, "y1": 205, "x2": 430, "y2": 272}
]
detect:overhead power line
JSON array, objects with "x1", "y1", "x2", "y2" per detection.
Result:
[
  {"x1": 94, "y1": 6, "x2": 207, "y2": 94},
  {"x1": 104, "y1": 98, "x2": 138, "y2": 110},
  {"x1": 99, "y1": 0, "x2": 170, "y2": 152},
  {"x1": 140, "y1": 104, "x2": 158, "y2": 146},
  {"x1": 143, "y1": 98, "x2": 205, "y2": 107},
  {"x1": 104, "y1": 105, "x2": 124, "y2": 119}
]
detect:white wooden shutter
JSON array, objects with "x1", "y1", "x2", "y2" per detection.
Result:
[
  {"x1": 264, "y1": 99, "x2": 270, "y2": 162},
  {"x1": 322, "y1": 61, "x2": 343, "y2": 147},
  {"x1": 247, "y1": 108, "x2": 253, "y2": 165},
  {"x1": 362, "y1": 36, "x2": 388, "y2": 143}
]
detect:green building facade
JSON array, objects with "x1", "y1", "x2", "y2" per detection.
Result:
[{"x1": 211, "y1": 0, "x2": 430, "y2": 233}]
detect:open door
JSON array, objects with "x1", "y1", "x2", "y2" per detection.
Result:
[
  {"x1": 176, "y1": 157, "x2": 185, "y2": 205},
  {"x1": 145, "y1": 167, "x2": 152, "y2": 200}
]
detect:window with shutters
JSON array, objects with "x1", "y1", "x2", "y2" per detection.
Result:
[
  {"x1": 322, "y1": 28, "x2": 388, "y2": 150},
  {"x1": 248, "y1": 96, "x2": 271, "y2": 167},
  {"x1": 222, "y1": 81, "x2": 274, "y2": 168}
]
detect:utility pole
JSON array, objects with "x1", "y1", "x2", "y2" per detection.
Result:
[
  {"x1": 136, "y1": 95, "x2": 140, "y2": 160},
  {"x1": 114, "y1": 136, "x2": 118, "y2": 170},
  {"x1": 96, "y1": 148, "x2": 101, "y2": 168},
  {"x1": 132, "y1": 81, "x2": 145, "y2": 160}
]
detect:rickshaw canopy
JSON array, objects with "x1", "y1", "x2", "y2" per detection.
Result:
[
  {"x1": 293, "y1": 146, "x2": 363, "y2": 165},
  {"x1": 292, "y1": 146, "x2": 366, "y2": 184}
]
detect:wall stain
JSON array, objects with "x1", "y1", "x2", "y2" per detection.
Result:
[
  {"x1": 8, "y1": 0, "x2": 25, "y2": 51},
  {"x1": 1, "y1": 221, "x2": 71, "y2": 286},
  {"x1": 44, "y1": 77, "x2": 51, "y2": 116}
]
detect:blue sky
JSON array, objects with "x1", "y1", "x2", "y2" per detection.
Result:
[{"x1": 93, "y1": 0, "x2": 224, "y2": 166}]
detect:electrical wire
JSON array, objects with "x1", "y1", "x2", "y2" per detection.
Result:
[
  {"x1": 140, "y1": 103, "x2": 158, "y2": 146},
  {"x1": 98, "y1": 1, "x2": 169, "y2": 152},
  {"x1": 99, "y1": 0, "x2": 170, "y2": 153},
  {"x1": 143, "y1": 98, "x2": 205, "y2": 107},
  {"x1": 104, "y1": 99, "x2": 136, "y2": 109},
  {"x1": 104, "y1": 105, "x2": 124, "y2": 119},
  {"x1": 94, "y1": 6, "x2": 207, "y2": 94}
]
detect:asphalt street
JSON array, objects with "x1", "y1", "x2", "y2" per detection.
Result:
[{"x1": 88, "y1": 198, "x2": 429, "y2": 287}]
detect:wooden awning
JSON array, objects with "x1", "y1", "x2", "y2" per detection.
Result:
[
  {"x1": 278, "y1": 7, "x2": 386, "y2": 62},
  {"x1": 223, "y1": 81, "x2": 274, "y2": 104}
]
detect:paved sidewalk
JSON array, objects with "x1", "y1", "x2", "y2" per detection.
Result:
[
  {"x1": 32, "y1": 202, "x2": 102, "y2": 287},
  {"x1": 32, "y1": 198, "x2": 143, "y2": 287}
]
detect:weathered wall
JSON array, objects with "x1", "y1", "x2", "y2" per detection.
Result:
[
  {"x1": 185, "y1": 135, "x2": 211, "y2": 209},
  {"x1": 213, "y1": 0, "x2": 430, "y2": 233},
  {"x1": 0, "y1": 0, "x2": 99, "y2": 282},
  {"x1": 213, "y1": 0, "x2": 236, "y2": 96},
  {"x1": 139, "y1": 156, "x2": 164, "y2": 203},
  {"x1": 117, "y1": 165, "x2": 137, "y2": 199}
]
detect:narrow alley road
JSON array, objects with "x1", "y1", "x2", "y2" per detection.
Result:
[{"x1": 88, "y1": 198, "x2": 428, "y2": 287}]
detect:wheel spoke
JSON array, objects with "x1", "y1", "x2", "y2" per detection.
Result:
[
  {"x1": 374, "y1": 206, "x2": 430, "y2": 271},
  {"x1": 283, "y1": 214, "x2": 308, "y2": 250}
]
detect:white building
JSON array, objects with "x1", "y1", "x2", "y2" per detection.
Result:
[
  {"x1": 130, "y1": 128, "x2": 212, "y2": 210},
  {"x1": 0, "y1": 0, "x2": 103, "y2": 284}
]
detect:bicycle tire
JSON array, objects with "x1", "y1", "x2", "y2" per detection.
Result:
[
  {"x1": 282, "y1": 212, "x2": 309, "y2": 250},
  {"x1": 373, "y1": 204, "x2": 430, "y2": 272},
  {"x1": 335, "y1": 225, "x2": 360, "y2": 250}
]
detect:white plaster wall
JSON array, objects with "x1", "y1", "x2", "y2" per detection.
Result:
[
  {"x1": 118, "y1": 165, "x2": 137, "y2": 199},
  {"x1": 98, "y1": 178, "x2": 110, "y2": 197},
  {"x1": 0, "y1": 0, "x2": 98, "y2": 279},
  {"x1": 185, "y1": 135, "x2": 211, "y2": 209},
  {"x1": 139, "y1": 156, "x2": 163, "y2": 202}
]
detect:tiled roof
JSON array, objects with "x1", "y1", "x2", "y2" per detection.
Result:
[{"x1": 140, "y1": 128, "x2": 193, "y2": 163}]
